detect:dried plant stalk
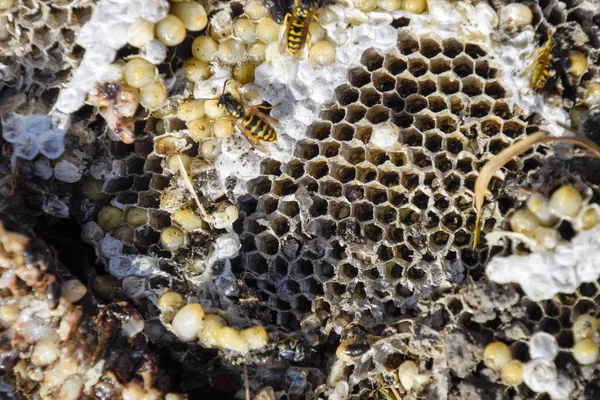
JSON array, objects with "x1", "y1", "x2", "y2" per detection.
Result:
[
  {"x1": 473, "y1": 127, "x2": 600, "y2": 247},
  {"x1": 176, "y1": 155, "x2": 207, "y2": 218}
]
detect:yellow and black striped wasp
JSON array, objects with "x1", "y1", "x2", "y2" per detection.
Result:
[
  {"x1": 200, "y1": 80, "x2": 280, "y2": 154},
  {"x1": 520, "y1": 29, "x2": 555, "y2": 90},
  {"x1": 280, "y1": 0, "x2": 320, "y2": 65}
]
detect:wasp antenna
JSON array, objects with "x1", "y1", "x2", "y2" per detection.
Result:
[{"x1": 221, "y1": 79, "x2": 230, "y2": 94}]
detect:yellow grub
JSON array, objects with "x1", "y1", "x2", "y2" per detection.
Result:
[
  {"x1": 127, "y1": 19, "x2": 155, "y2": 49},
  {"x1": 177, "y1": 101, "x2": 205, "y2": 122},
  {"x1": 216, "y1": 326, "x2": 249, "y2": 353},
  {"x1": 97, "y1": 206, "x2": 124, "y2": 231},
  {"x1": 548, "y1": 185, "x2": 583, "y2": 218},
  {"x1": 500, "y1": 360, "x2": 524, "y2": 386},
  {"x1": 140, "y1": 80, "x2": 167, "y2": 110},
  {"x1": 256, "y1": 17, "x2": 280, "y2": 44},
  {"x1": 125, "y1": 207, "x2": 148, "y2": 227},
  {"x1": 483, "y1": 341, "x2": 512, "y2": 371},
  {"x1": 187, "y1": 118, "x2": 213, "y2": 141},
  {"x1": 192, "y1": 36, "x2": 218, "y2": 62},
  {"x1": 173, "y1": 208, "x2": 204, "y2": 231},
  {"x1": 241, "y1": 326, "x2": 268, "y2": 350},
  {"x1": 171, "y1": 1, "x2": 208, "y2": 32},
  {"x1": 403, "y1": 0, "x2": 428, "y2": 14},
  {"x1": 158, "y1": 291, "x2": 186, "y2": 312},
  {"x1": 311, "y1": 41, "x2": 336, "y2": 66},
  {"x1": 197, "y1": 314, "x2": 227, "y2": 347},
  {"x1": 184, "y1": 58, "x2": 212, "y2": 82},
  {"x1": 155, "y1": 14, "x2": 187, "y2": 46},
  {"x1": 160, "y1": 226, "x2": 186, "y2": 251}
]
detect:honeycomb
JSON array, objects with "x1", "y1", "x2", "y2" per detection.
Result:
[
  {"x1": 0, "y1": 0, "x2": 94, "y2": 114},
  {"x1": 233, "y1": 30, "x2": 546, "y2": 330}
]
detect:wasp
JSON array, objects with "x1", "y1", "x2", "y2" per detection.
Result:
[
  {"x1": 520, "y1": 29, "x2": 555, "y2": 90},
  {"x1": 200, "y1": 81, "x2": 280, "y2": 154},
  {"x1": 281, "y1": 0, "x2": 320, "y2": 65}
]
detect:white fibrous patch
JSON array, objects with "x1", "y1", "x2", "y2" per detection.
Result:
[
  {"x1": 54, "y1": 160, "x2": 83, "y2": 183},
  {"x1": 55, "y1": 0, "x2": 169, "y2": 114},
  {"x1": 214, "y1": 233, "x2": 241, "y2": 259},
  {"x1": 486, "y1": 225, "x2": 600, "y2": 301}
]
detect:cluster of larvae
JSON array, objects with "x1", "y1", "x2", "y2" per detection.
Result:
[
  {"x1": 509, "y1": 185, "x2": 599, "y2": 250},
  {"x1": 158, "y1": 291, "x2": 268, "y2": 353}
]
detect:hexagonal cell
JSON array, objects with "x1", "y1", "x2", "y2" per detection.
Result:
[
  {"x1": 375, "y1": 205, "x2": 397, "y2": 224},
  {"x1": 436, "y1": 114, "x2": 458, "y2": 134},
  {"x1": 392, "y1": 111, "x2": 414, "y2": 128},
  {"x1": 307, "y1": 121, "x2": 332, "y2": 140},
  {"x1": 396, "y1": 75, "x2": 418, "y2": 98},
  {"x1": 429, "y1": 55, "x2": 451, "y2": 75},
  {"x1": 261, "y1": 195, "x2": 279, "y2": 214},
  {"x1": 434, "y1": 153, "x2": 453, "y2": 172},
  {"x1": 446, "y1": 134, "x2": 465, "y2": 155},
  {"x1": 248, "y1": 175, "x2": 272, "y2": 196},
  {"x1": 502, "y1": 120, "x2": 526, "y2": 138},
  {"x1": 442, "y1": 211, "x2": 463, "y2": 231},
  {"x1": 247, "y1": 252, "x2": 268, "y2": 275},
  {"x1": 419, "y1": 36, "x2": 442, "y2": 58},
  {"x1": 256, "y1": 232, "x2": 279, "y2": 256},
  {"x1": 366, "y1": 105, "x2": 390, "y2": 124},
  {"x1": 320, "y1": 106, "x2": 346, "y2": 123},
  {"x1": 379, "y1": 169, "x2": 400, "y2": 187},
  {"x1": 408, "y1": 56, "x2": 428, "y2": 77},
  {"x1": 434, "y1": 193, "x2": 450, "y2": 211},
  {"x1": 430, "y1": 230, "x2": 451, "y2": 250},
  {"x1": 271, "y1": 215, "x2": 290, "y2": 236},
  {"x1": 341, "y1": 143, "x2": 366, "y2": 165},
  {"x1": 330, "y1": 200, "x2": 351, "y2": 220},
  {"x1": 353, "y1": 202, "x2": 374, "y2": 222},
  {"x1": 401, "y1": 170, "x2": 420, "y2": 190},
  {"x1": 465, "y1": 43, "x2": 486, "y2": 59},
  {"x1": 327, "y1": 282, "x2": 347, "y2": 300},
  {"x1": 480, "y1": 117, "x2": 502, "y2": 137},
  {"x1": 413, "y1": 112, "x2": 435, "y2": 133},
  {"x1": 444, "y1": 173, "x2": 462, "y2": 194},
  {"x1": 389, "y1": 190, "x2": 408, "y2": 207},
  {"x1": 396, "y1": 242, "x2": 415, "y2": 261},
  {"x1": 406, "y1": 264, "x2": 427, "y2": 283},
  {"x1": 424, "y1": 132, "x2": 443, "y2": 152},
  {"x1": 360, "y1": 87, "x2": 382, "y2": 107},
  {"x1": 383, "y1": 92, "x2": 404, "y2": 112},
  {"x1": 356, "y1": 164, "x2": 377, "y2": 183},
  {"x1": 475, "y1": 59, "x2": 490, "y2": 78},
  {"x1": 452, "y1": 54, "x2": 474, "y2": 78},
  {"x1": 442, "y1": 37, "x2": 464, "y2": 58},
  {"x1": 280, "y1": 200, "x2": 299, "y2": 217},
  {"x1": 320, "y1": 140, "x2": 340, "y2": 157},
  {"x1": 361, "y1": 48, "x2": 384, "y2": 71},
  {"x1": 295, "y1": 139, "x2": 319, "y2": 160},
  {"x1": 284, "y1": 159, "x2": 305, "y2": 179},
  {"x1": 330, "y1": 162, "x2": 356, "y2": 183},
  {"x1": 390, "y1": 151, "x2": 408, "y2": 167},
  {"x1": 364, "y1": 223, "x2": 384, "y2": 242},
  {"x1": 384, "y1": 54, "x2": 408, "y2": 75},
  {"x1": 418, "y1": 78, "x2": 437, "y2": 96},
  {"x1": 317, "y1": 178, "x2": 342, "y2": 197},
  {"x1": 354, "y1": 125, "x2": 373, "y2": 144},
  {"x1": 346, "y1": 104, "x2": 368, "y2": 124},
  {"x1": 449, "y1": 94, "x2": 468, "y2": 114},
  {"x1": 470, "y1": 98, "x2": 492, "y2": 117},
  {"x1": 336, "y1": 83, "x2": 359, "y2": 106},
  {"x1": 272, "y1": 177, "x2": 298, "y2": 196},
  {"x1": 261, "y1": 158, "x2": 282, "y2": 176},
  {"x1": 405, "y1": 94, "x2": 428, "y2": 113},
  {"x1": 485, "y1": 80, "x2": 506, "y2": 99},
  {"x1": 378, "y1": 246, "x2": 394, "y2": 263},
  {"x1": 456, "y1": 156, "x2": 475, "y2": 174},
  {"x1": 462, "y1": 76, "x2": 484, "y2": 96},
  {"x1": 411, "y1": 190, "x2": 430, "y2": 210},
  {"x1": 309, "y1": 196, "x2": 328, "y2": 217},
  {"x1": 373, "y1": 70, "x2": 396, "y2": 92},
  {"x1": 439, "y1": 74, "x2": 460, "y2": 95},
  {"x1": 307, "y1": 217, "x2": 337, "y2": 238},
  {"x1": 398, "y1": 32, "x2": 419, "y2": 55},
  {"x1": 493, "y1": 101, "x2": 512, "y2": 119},
  {"x1": 348, "y1": 66, "x2": 371, "y2": 88},
  {"x1": 344, "y1": 183, "x2": 365, "y2": 201},
  {"x1": 340, "y1": 263, "x2": 359, "y2": 280},
  {"x1": 412, "y1": 149, "x2": 431, "y2": 169},
  {"x1": 488, "y1": 137, "x2": 510, "y2": 155},
  {"x1": 365, "y1": 184, "x2": 388, "y2": 205},
  {"x1": 332, "y1": 123, "x2": 355, "y2": 142}
]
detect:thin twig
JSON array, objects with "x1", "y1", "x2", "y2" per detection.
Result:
[{"x1": 176, "y1": 155, "x2": 207, "y2": 218}]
